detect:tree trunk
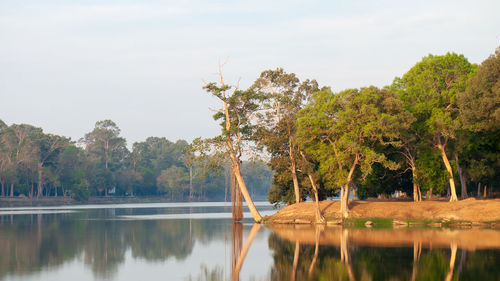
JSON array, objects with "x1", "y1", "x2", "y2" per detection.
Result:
[
  {"x1": 232, "y1": 161, "x2": 263, "y2": 223},
  {"x1": 231, "y1": 167, "x2": 243, "y2": 221},
  {"x1": 308, "y1": 226, "x2": 321, "y2": 277},
  {"x1": 477, "y1": 182, "x2": 481, "y2": 198},
  {"x1": 289, "y1": 140, "x2": 300, "y2": 204},
  {"x1": 412, "y1": 166, "x2": 421, "y2": 202},
  {"x1": 445, "y1": 243, "x2": 458, "y2": 281},
  {"x1": 341, "y1": 229, "x2": 355, "y2": 281},
  {"x1": 306, "y1": 173, "x2": 324, "y2": 223},
  {"x1": 10, "y1": 183, "x2": 14, "y2": 197},
  {"x1": 232, "y1": 223, "x2": 261, "y2": 281},
  {"x1": 1, "y1": 182, "x2": 3, "y2": 197},
  {"x1": 231, "y1": 222, "x2": 243, "y2": 281},
  {"x1": 437, "y1": 144, "x2": 458, "y2": 202},
  {"x1": 454, "y1": 152, "x2": 467, "y2": 199},
  {"x1": 340, "y1": 184, "x2": 350, "y2": 218},
  {"x1": 37, "y1": 162, "x2": 43, "y2": 198},
  {"x1": 291, "y1": 240, "x2": 300, "y2": 281},
  {"x1": 340, "y1": 156, "x2": 357, "y2": 217},
  {"x1": 484, "y1": 185, "x2": 487, "y2": 198},
  {"x1": 189, "y1": 166, "x2": 193, "y2": 200}
]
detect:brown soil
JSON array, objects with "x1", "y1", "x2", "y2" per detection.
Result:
[{"x1": 266, "y1": 198, "x2": 500, "y2": 223}]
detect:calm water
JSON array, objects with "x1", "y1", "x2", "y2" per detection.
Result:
[{"x1": 0, "y1": 203, "x2": 498, "y2": 281}]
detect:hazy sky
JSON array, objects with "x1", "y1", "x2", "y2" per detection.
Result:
[{"x1": 1, "y1": 0, "x2": 499, "y2": 146}]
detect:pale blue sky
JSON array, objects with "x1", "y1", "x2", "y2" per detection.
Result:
[{"x1": 1, "y1": 0, "x2": 499, "y2": 145}]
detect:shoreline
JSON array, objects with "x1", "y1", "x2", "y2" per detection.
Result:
[{"x1": 0, "y1": 196, "x2": 223, "y2": 208}]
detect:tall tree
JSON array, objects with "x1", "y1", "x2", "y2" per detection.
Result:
[
  {"x1": 457, "y1": 47, "x2": 500, "y2": 195},
  {"x1": 252, "y1": 68, "x2": 320, "y2": 204},
  {"x1": 203, "y1": 65, "x2": 263, "y2": 223},
  {"x1": 298, "y1": 87, "x2": 409, "y2": 217},
  {"x1": 82, "y1": 120, "x2": 127, "y2": 196},
  {"x1": 34, "y1": 133, "x2": 69, "y2": 197},
  {"x1": 400, "y1": 53, "x2": 474, "y2": 202}
]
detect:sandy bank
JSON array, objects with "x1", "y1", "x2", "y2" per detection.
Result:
[{"x1": 265, "y1": 198, "x2": 500, "y2": 223}]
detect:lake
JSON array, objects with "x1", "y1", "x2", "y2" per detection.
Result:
[{"x1": 0, "y1": 202, "x2": 498, "y2": 281}]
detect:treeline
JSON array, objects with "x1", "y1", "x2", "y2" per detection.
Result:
[
  {"x1": 0, "y1": 120, "x2": 272, "y2": 201},
  {"x1": 203, "y1": 47, "x2": 499, "y2": 216}
]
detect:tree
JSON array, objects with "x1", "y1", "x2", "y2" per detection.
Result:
[
  {"x1": 400, "y1": 53, "x2": 475, "y2": 202},
  {"x1": 34, "y1": 132, "x2": 69, "y2": 197},
  {"x1": 298, "y1": 87, "x2": 409, "y2": 217},
  {"x1": 457, "y1": 47, "x2": 500, "y2": 196},
  {"x1": 458, "y1": 47, "x2": 500, "y2": 132},
  {"x1": 252, "y1": 68, "x2": 320, "y2": 204},
  {"x1": 157, "y1": 166, "x2": 188, "y2": 200},
  {"x1": 82, "y1": 120, "x2": 127, "y2": 196},
  {"x1": 203, "y1": 64, "x2": 263, "y2": 223}
]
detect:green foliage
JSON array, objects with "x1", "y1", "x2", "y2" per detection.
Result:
[
  {"x1": 414, "y1": 147, "x2": 449, "y2": 194},
  {"x1": 458, "y1": 47, "x2": 500, "y2": 132},
  {"x1": 70, "y1": 185, "x2": 90, "y2": 201},
  {"x1": 297, "y1": 86, "x2": 409, "y2": 193}
]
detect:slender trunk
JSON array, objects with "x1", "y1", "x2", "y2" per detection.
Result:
[
  {"x1": 37, "y1": 162, "x2": 43, "y2": 198},
  {"x1": 232, "y1": 223, "x2": 261, "y2": 281},
  {"x1": 484, "y1": 185, "x2": 487, "y2": 198},
  {"x1": 444, "y1": 243, "x2": 458, "y2": 281},
  {"x1": 30, "y1": 182, "x2": 34, "y2": 198},
  {"x1": 340, "y1": 185, "x2": 350, "y2": 217},
  {"x1": 308, "y1": 226, "x2": 321, "y2": 277},
  {"x1": 477, "y1": 182, "x2": 481, "y2": 198},
  {"x1": 306, "y1": 173, "x2": 324, "y2": 223},
  {"x1": 224, "y1": 165, "x2": 229, "y2": 203},
  {"x1": 454, "y1": 152, "x2": 467, "y2": 199},
  {"x1": 232, "y1": 160, "x2": 262, "y2": 223},
  {"x1": 189, "y1": 166, "x2": 193, "y2": 200},
  {"x1": 341, "y1": 156, "x2": 357, "y2": 217},
  {"x1": 428, "y1": 187, "x2": 433, "y2": 199},
  {"x1": 412, "y1": 166, "x2": 421, "y2": 202},
  {"x1": 341, "y1": 229, "x2": 356, "y2": 281},
  {"x1": 291, "y1": 240, "x2": 300, "y2": 281},
  {"x1": 231, "y1": 166, "x2": 243, "y2": 221},
  {"x1": 231, "y1": 222, "x2": 243, "y2": 281},
  {"x1": 411, "y1": 241, "x2": 422, "y2": 281},
  {"x1": 417, "y1": 185, "x2": 422, "y2": 201},
  {"x1": 289, "y1": 140, "x2": 300, "y2": 204},
  {"x1": 1, "y1": 182, "x2": 3, "y2": 197},
  {"x1": 437, "y1": 144, "x2": 458, "y2": 202},
  {"x1": 10, "y1": 183, "x2": 14, "y2": 197}
]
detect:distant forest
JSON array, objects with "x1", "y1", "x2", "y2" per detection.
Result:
[{"x1": 0, "y1": 119, "x2": 272, "y2": 201}]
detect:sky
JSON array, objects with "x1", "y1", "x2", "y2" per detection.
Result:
[{"x1": 1, "y1": 0, "x2": 499, "y2": 146}]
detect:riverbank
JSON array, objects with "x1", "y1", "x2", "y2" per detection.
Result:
[
  {"x1": 265, "y1": 198, "x2": 500, "y2": 225},
  {"x1": 0, "y1": 196, "x2": 197, "y2": 207}
]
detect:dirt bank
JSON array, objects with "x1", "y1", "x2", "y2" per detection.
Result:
[
  {"x1": 0, "y1": 196, "x2": 185, "y2": 208},
  {"x1": 265, "y1": 198, "x2": 500, "y2": 223}
]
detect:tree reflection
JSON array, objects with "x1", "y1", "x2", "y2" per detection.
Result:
[
  {"x1": 231, "y1": 223, "x2": 261, "y2": 281},
  {"x1": 0, "y1": 212, "x2": 225, "y2": 279},
  {"x1": 267, "y1": 225, "x2": 500, "y2": 281}
]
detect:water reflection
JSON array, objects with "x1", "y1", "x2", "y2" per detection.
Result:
[
  {"x1": 1, "y1": 207, "x2": 499, "y2": 281},
  {"x1": 267, "y1": 225, "x2": 500, "y2": 281},
  {"x1": 0, "y1": 212, "x2": 226, "y2": 279}
]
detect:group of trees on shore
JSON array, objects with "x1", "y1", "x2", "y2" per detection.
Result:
[
  {"x1": 0, "y1": 120, "x2": 271, "y2": 201},
  {"x1": 204, "y1": 48, "x2": 499, "y2": 221}
]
